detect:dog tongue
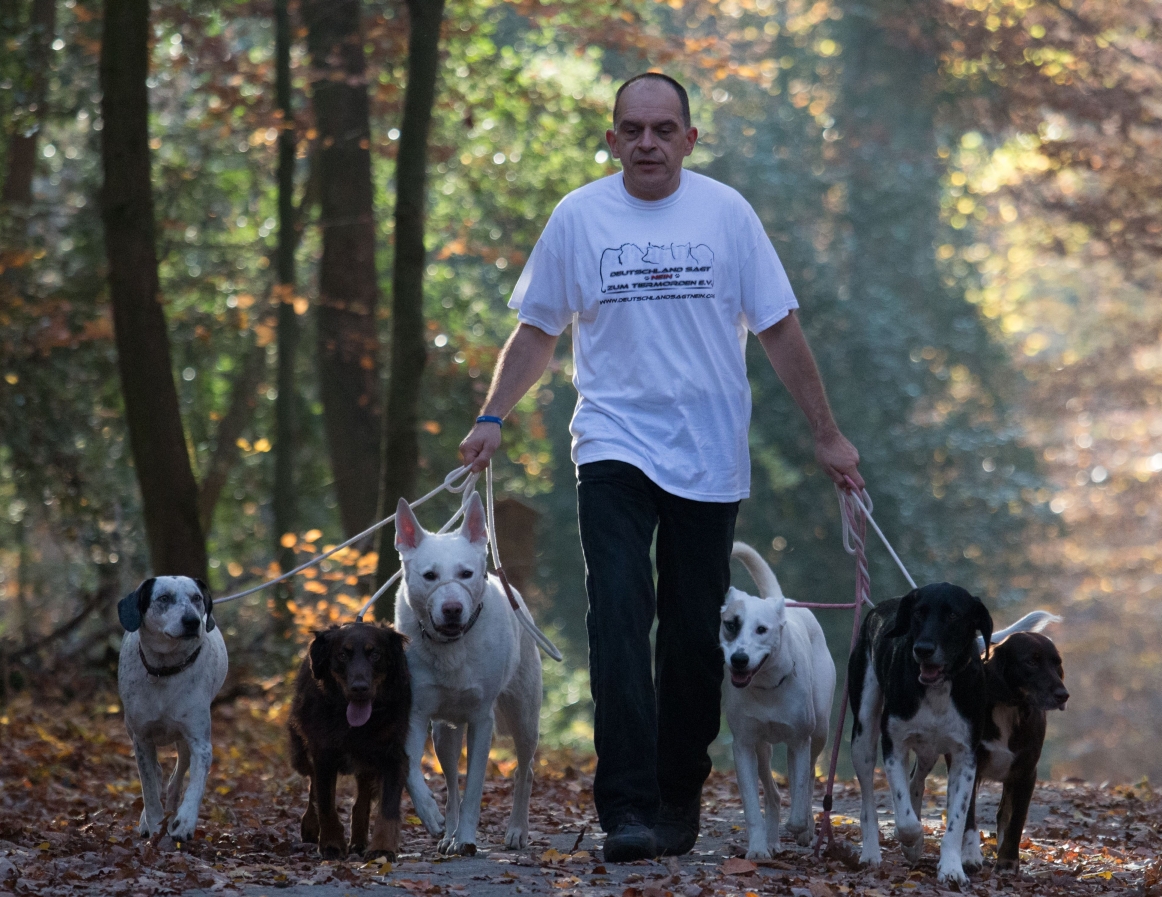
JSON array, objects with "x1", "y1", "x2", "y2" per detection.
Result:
[{"x1": 347, "y1": 701, "x2": 373, "y2": 727}]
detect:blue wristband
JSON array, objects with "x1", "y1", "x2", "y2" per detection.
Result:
[{"x1": 476, "y1": 415, "x2": 503, "y2": 428}]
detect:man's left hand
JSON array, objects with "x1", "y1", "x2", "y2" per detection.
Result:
[{"x1": 815, "y1": 430, "x2": 864, "y2": 491}]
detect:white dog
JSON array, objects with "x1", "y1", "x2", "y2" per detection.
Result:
[
  {"x1": 117, "y1": 575, "x2": 228, "y2": 841},
  {"x1": 394, "y1": 493, "x2": 542, "y2": 856},
  {"x1": 721, "y1": 542, "x2": 835, "y2": 858}
]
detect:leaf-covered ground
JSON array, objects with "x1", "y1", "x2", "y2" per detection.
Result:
[{"x1": 1, "y1": 692, "x2": 1159, "y2": 896}]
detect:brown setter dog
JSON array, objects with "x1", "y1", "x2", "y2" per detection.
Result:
[{"x1": 288, "y1": 621, "x2": 411, "y2": 858}]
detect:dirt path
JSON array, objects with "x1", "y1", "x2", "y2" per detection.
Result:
[{"x1": 2, "y1": 696, "x2": 1158, "y2": 896}]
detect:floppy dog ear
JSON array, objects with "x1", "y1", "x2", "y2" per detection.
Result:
[
  {"x1": 885, "y1": 589, "x2": 918, "y2": 639},
  {"x1": 195, "y1": 578, "x2": 216, "y2": 632},
  {"x1": 308, "y1": 629, "x2": 333, "y2": 680},
  {"x1": 458, "y1": 493, "x2": 489, "y2": 548},
  {"x1": 395, "y1": 498, "x2": 425, "y2": 557},
  {"x1": 118, "y1": 578, "x2": 156, "y2": 632},
  {"x1": 973, "y1": 596, "x2": 994, "y2": 660}
]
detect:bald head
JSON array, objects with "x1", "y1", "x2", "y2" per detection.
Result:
[{"x1": 613, "y1": 73, "x2": 691, "y2": 130}]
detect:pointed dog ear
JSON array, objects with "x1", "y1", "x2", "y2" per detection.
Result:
[
  {"x1": 118, "y1": 578, "x2": 156, "y2": 632},
  {"x1": 195, "y1": 578, "x2": 216, "y2": 632},
  {"x1": 395, "y1": 498, "x2": 425, "y2": 557},
  {"x1": 308, "y1": 629, "x2": 333, "y2": 680},
  {"x1": 458, "y1": 492, "x2": 489, "y2": 547},
  {"x1": 885, "y1": 589, "x2": 918, "y2": 639},
  {"x1": 973, "y1": 596, "x2": 994, "y2": 660}
]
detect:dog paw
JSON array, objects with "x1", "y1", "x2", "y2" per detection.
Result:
[
  {"x1": 794, "y1": 828, "x2": 814, "y2": 848},
  {"x1": 937, "y1": 857, "x2": 970, "y2": 886},
  {"x1": 137, "y1": 810, "x2": 158, "y2": 838},
  {"x1": 168, "y1": 811, "x2": 197, "y2": 843},
  {"x1": 437, "y1": 837, "x2": 477, "y2": 857},
  {"x1": 745, "y1": 847, "x2": 773, "y2": 860},
  {"x1": 504, "y1": 827, "x2": 528, "y2": 850},
  {"x1": 413, "y1": 795, "x2": 445, "y2": 836},
  {"x1": 318, "y1": 839, "x2": 347, "y2": 860},
  {"x1": 901, "y1": 837, "x2": 924, "y2": 864},
  {"x1": 961, "y1": 841, "x2": 984, "y2": 872},
  {"x1": 858, "y1": 846, "x2": 882, "y2": 868}
]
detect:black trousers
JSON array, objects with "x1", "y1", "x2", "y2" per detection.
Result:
[{"x1": 577, "y1": 460, "x2": 739, "y2": 831}]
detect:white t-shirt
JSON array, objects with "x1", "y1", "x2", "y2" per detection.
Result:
[{"x1": 509, "y1": 170, "x2": 798, "y2": 502}]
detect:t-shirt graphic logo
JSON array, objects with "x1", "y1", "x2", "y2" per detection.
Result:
[{"x1": 598, "y1": 242, "x2": 715, "y2": 305}]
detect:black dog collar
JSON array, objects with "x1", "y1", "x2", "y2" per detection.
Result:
[
  {"x1": 417, "y1": 601, "x2": 484, "y2": 643},
  {"x1": 139, "y1": 643, "x2": 203, "y2": 678}
]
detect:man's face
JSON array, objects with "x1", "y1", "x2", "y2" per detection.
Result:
[{"x1": 606, "y1": 79, "x2": 697, "y2": 202}]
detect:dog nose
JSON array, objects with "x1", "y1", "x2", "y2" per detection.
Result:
[
  {"x1": 349, "y1": 678, "x2": 371, "y2": 697},
  {"x1": 913, "y1": 643, "x2": 935, "y2": 661},
  {"x1": 1055, "y1": 687, "x2": 1070, "y2": 706},
  {"x1": 730, "y1": 651, "x2": 749, "y2": 670},
  {"x1": 181, "y1": 616, "x2": 201, "y2": 636},
  {"x1": 443, "y1": 601, "x2": 463, "y2": 622}
]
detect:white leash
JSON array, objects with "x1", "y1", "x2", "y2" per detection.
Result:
[
  {"x1": 216, "y1": 465, "x2": 478, "y2": 605},
  {"x1": 216, "y1": 460, "x2": 562, "y2": 662},
  {"x1": 485, "y1": 464, "x2": 563, "y2": 662}
]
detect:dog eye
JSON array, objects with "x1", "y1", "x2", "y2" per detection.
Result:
[
  {"x1": 422, "y1": 571, "x2": 438, "y2": 581},
  {"x1": 458, "y1": 570, "x2": 473, "y2": 580},
  {"x1": 756, "y1": 626, "x2": 769, "y2": 635},
  {"x1": 368, "y1": 649, "x2": 381, "y2": 661}
]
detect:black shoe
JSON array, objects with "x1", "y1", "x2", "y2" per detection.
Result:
[
  {"x1": 653, "y1": 801, "x2": 700, "y2": 856},
  {"x1": 603, "y1": 818, "x2": 658, "y2": 863}
]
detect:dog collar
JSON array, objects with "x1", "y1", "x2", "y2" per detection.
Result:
[
  {"x1": 139, "y1": 643, "x2": 203, "y2": 678},
  {"x1": 417, "y1": 601, "x2": 484, "y2": 643}
]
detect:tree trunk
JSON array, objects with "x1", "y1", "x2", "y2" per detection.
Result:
[
  {"x1": 272, "y1": 0, "x2": 299, "y2": 633},
  {"x1": 375, "y1": 0, "x2": 445, "y2": 593},
  {"x1": 2, "y1": 0, "x2": 55, "y2": 212},
  {"x1": 303, "y1": 0, "x2": 382, "y2": 539},
  {"x1": 99, "y1": 0, "x2": 206, "y2": 579}
]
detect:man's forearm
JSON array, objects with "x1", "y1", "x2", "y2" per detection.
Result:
[
  {"x1": 756, "y1": 312, "x2": 839, "y2": 438},
  {"x1": 480, "y1": 322, "x2": 559, "y2": 419},
  {"x1": 757, "y1": 311, "x2": 863, "y2": 488}
]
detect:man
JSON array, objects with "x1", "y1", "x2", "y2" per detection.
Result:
[{"x1": 459, "y1": 73, "x2": 862, "y2": 862}]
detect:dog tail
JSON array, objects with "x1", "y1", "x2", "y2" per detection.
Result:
[
  {"x1": 980, "y1": 610, "x2": 1062, "y2": 653},
  {"x1": 731, "y1": 541, "x2": 785, "y2": 601}
]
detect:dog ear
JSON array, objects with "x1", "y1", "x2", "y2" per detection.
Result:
[
  {"x1": 973, "y1": 596, "x2": 994, "y2": 660},
  {"x1": 885, "y1": 589, "x2": 918, "y2": 639},
  {"x1": 118, "y1": 578, "x2": 156, "y2": 632},
  {"x1": 395, "y1": 498, "x2": 425, "y2": 556},
  {"x1": 195, "y1": 578, "x2": 217, "y2": 632},
  {"x1": 308, "y1": 629, "x2": 333, "y2": 680},
  {"x1": 458, "y1": 493, "x2": 489, "y2": 547}
]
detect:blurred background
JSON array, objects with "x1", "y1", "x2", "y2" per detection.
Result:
[{"x1": 1, "y1": 0, "x2": 1158, "y2": 783}]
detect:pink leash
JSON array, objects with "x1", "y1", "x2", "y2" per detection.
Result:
[{"x1": 810, "y1": 480, "x2": 879, "y2": 858}]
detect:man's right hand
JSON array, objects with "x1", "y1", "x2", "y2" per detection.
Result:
[{"x1": 459, "y1": 421, "x2": 503, "y2": 472}]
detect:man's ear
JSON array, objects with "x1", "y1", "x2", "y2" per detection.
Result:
[
  {"x1": 458, "y1": 493, "x2": 489, "y2": 548},
  {"x1": 395, "y1": 498, "x2": 425, "y2": 557},
  {"x1": 118, "y1": 578, "x2": 156, "y2": 632},
  {"x1": 973, "y1": 596, "x2": 994, "y2": 660},
  {"x1": 885, "y1": 590, "x2": 918, "y2": 639},
  {"x1": 308, "y1": 629, "x2": 333, "y2": 680},
  {"x1": 195, "y1": 578, "x2": 216, "y2": 632}
]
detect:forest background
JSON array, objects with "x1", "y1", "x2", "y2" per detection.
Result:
[{"x1": 1, "y1": 0, "x2": 1159, "y2": 784}]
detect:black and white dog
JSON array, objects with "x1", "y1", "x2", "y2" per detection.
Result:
[
  {"x1": 118, "y1": 576, "x2": 228, "y2": 841},
  {"x1": 848, "y1": 584, "x2": 992, "y2": 886}
]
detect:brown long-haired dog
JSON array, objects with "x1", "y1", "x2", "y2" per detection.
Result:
[{"x1": 288, "y1": 621, "x2": 411, "y2": 858}]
